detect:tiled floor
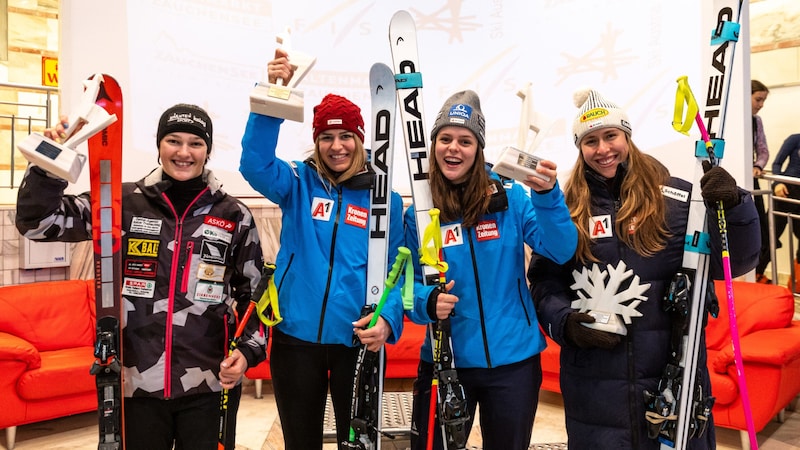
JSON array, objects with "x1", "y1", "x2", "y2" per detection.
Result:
[{"x1": 2, "y1": 378, "x2": 799, "y2": 450}]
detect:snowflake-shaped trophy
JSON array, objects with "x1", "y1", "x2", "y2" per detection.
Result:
[{"x1": 570, "y1": 260, "x2": 651, "y2": 336}]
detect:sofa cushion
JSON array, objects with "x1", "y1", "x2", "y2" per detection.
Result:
[
  {"x1": 17, "y1": 346, "x2": 96, "y2": 400},
  {"x1": 0, "y1": 280, "x2": 95, "y2": 352},
  {"x1": 707, "y1": 350, "x2": 737, "y2": 406},
  {"x1": 705, "y1": 281, "x2": 794, "y2": 351}
]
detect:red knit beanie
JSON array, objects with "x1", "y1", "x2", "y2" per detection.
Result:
[{"x1": 312, "y1": 94, "x2": 365, "y2": 143}]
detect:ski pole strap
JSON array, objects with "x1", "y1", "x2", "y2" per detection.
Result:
[
  {"x1": 368, "y1": 246, "x2": 414, "y2": 328},
  {"x1": 673, "y1": 76, "x2": 726, "y2": 162},
  {"x1": 419, "y1": 208, "x2": 448, "y2": 274},
  {"x1": 255, "y1": 262, "x2": 282, "y2": 326}
]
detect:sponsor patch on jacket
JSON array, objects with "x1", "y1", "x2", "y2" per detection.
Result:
[
  {"x1": 200, "y1": 224, "x2": 233, "y2": 244},
  {"x1": 194, "y1": 280, "x2": 224, "y2": 303},
  {"x1": 204, "y1": 215, "x2": 235, "y2": 232},
  {"x1": 127, "y1": 238, "x2": 160, "y2": 257},
  {"x1": 344, "y1": 204, "x2": 368, "y2": 229},
  {"x1": 475, "y1": 220, "x2": 500, "y2": 242},
  {"x1": 200, "y1": 240, "x2": 228, "y2": 264},
  {"x1": 311, "y1": 197, "x2": 334, "y2": 221},
  {"x1": 661, "y1": 185, "x2": 689, "y2": 202},
  {"x1": 590, "y1": 214, "x2": 613, "y2": 239},
  {"x1": 441, "y1": 223, "x2": 463, "y2": 247},
  {"x1": 122, "y1": 277, "x2": 156, "y2": 298},
  {"x1": 130, "y1": 216, "x2": 163, "y2": 235},
  {"x1": 124, "y1": 259, "x2": 157, "y2": 278},
  {"x1": 197, "y1": 262, "x2": 225, "y2": 282}
]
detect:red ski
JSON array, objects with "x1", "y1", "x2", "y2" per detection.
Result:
[{"x1": 86, "y1": 74, "x2": 125, "y2": 450}]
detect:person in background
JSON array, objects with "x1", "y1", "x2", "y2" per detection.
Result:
[
  {"x1": 770, "y1": 133, "x2": 800, "y2": 292},
  {"x1": 16, "y1": 104, "x2": 266, "y2": 450},
  {"x1": 528, "y1": 89, "x2": 760, "y2": 449},
  {"x1": 752, "y1": 79, "x2": 772, "y2": 283},
  {"x1": 239, "y1": 49, "x2": 406, "y2": 450},
  {"x1": 404, "y1": 90, "x2": 577, "y2": 450}
]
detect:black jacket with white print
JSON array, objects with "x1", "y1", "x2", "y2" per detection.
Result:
[{"x1": 16, "y1": 165, "x2": 267, "y2": 400}]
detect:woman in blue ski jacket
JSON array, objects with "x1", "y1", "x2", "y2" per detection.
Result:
[
  {"x1": 528, "y1": 89, "x2": 760, "y2": 449},
  {"x1": 239, "y1": 50, "x2": 405, "y2": 449},
  {"x1": 404, "y1": 90, "x2": 577, "y2": 450}
]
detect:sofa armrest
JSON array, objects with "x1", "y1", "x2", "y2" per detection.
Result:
[
  {"x1": 0, "y1": 332, "x2": 41, "y2": 369},
  {"x1": 712, "y1": 326, "x2": 800, "y2": 373}
]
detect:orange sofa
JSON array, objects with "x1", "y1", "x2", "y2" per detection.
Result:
[
  {"x1": 0, "y1": 279, "x2": 98, "y2": 450},
  {"x1": 245, "y1": 318, "x2": 427, "y2": 398},
  {"x1": 540, "y1": 280, "x2": 800, "y2": 448}
]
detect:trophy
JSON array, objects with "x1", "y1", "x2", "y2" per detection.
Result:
[
  {"x1": 491, "y1": 82, "x2": 551, "y2": 183},
  {"x1": 570, "y1": 261, "x2": 651, "y2": 336},
  {"x1": 18, "y1": 74, "x2": 117, "y2": 183},
  {"x1": 250, "y1": 28, "x2": 316, "y2": 122}
]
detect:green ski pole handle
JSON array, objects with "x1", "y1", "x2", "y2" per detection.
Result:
[{"x1": 368, "y1": 246, "x2": 412, "y2": 329}]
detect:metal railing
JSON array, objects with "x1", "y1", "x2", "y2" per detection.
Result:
[
  {"x1": 0, "y1": 81, "x2": 59, "y2": 188},
  {"x1": 757, "y1": 172, "x2": 800, "y2": 291}
]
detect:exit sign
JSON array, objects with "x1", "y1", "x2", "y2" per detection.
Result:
[{"x1": 42, "y1": 56, "x2": 58, "y2": 87}]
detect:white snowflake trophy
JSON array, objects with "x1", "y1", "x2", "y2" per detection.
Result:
[{"x1": 570, "y1": 261, "x2": 650, "y2": 336}]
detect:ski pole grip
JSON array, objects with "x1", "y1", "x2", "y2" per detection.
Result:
[{"x1": 386, "y1": 247, "x2": 411, "y2": 290}]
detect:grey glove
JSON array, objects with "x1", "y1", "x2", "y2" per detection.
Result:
[{"x1": 564, "y1": 312, "x2": 621, "y2": 350}]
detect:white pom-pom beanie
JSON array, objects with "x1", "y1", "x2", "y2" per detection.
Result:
[{"x1": 572, "y1": 88, "x2": 632, "y2": 148}]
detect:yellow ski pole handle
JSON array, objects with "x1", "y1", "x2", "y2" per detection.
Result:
[{"x1": 369, "y1": 246, "x2": 412, "y2": 328}]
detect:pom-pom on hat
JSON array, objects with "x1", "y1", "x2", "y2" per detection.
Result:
[
  {"x1": 430, "y1": 90, "x2": 486, "y2": 148},
  {"x1": 156, "y1": 104, "x2": 213, "y2": 152},
  {"x1": 312, "y1": 94, "x2": 365, "y2": 143},
  {"x1": 572, "y1": 89, "x2": 632, "y2": 148}
]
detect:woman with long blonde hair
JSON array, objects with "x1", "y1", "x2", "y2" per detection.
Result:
[{"x1": 528, "y1": 89, "x2": 760, "y2": 449}]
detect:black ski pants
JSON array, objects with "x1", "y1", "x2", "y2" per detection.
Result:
[
  {"x1": 269, "y1": 327, "x2": 360, "y2": 450},
  {"x1": 410, "y1": 354, "x2": 542, "y2": 450},
  {"x1": 123, "y1": 384, "x2": 241, "y2": 450}
]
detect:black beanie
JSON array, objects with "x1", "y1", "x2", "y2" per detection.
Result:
[{"x1": 156, "y1": 104, "x2": 213, "y2": 152}]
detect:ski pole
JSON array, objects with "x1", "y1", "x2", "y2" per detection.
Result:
[
  {"x1": 345, "y1": 247, "x2": 413, "y2": 448},
  {"x1": 217, "y1": 263, "x2": 275, "y2": 450},
  {"x1": 673, "y1": 76, "x2": 758, "y2": 449}
]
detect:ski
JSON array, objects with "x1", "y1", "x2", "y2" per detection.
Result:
[
  {"x1": 86, "y1": 74, "x2": 125, "y2": 450},
  {"x1": 644, "y1": 2, "x2": 746, "y2": 449},
  {"x1": 389, "y1": 10, "x2": 469, "y2": 450},
  {"x1": 343, "y1": 62, "x2": 399, "y2": 450}
]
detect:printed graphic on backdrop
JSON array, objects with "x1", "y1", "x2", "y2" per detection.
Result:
[{"x1": 102, "y1": 0, "x2": 708, "y2": 196}]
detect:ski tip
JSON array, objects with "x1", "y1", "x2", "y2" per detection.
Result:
[{"x1": 389, "y1": 10, "x2": 415, "y2": 38}]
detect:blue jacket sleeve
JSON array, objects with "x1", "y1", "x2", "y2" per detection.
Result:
[
  {"x1": 239, "y1": 112, "x2": 300, "y2": 205},
  {"x1": 524, "y1": 182, "x2": 578, "y2": 264},
  {"x1": 706, "y1": 188, "x2": 760, "y2": 279}
]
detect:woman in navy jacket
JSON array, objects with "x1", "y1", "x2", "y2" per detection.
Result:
[
  {"x1": 240, "y1": 50, "x2": 405, "y2": 449},
  {"x1": 528, "y1": 89, "x2": 760, "y2": 449},
  {"x1": 404, "y1": 90, "x2": 577, "y2": 450}
]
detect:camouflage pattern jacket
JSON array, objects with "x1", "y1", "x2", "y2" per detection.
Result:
[{"x1": 16, "y1": 165, "x2": 266, "y2": 399}]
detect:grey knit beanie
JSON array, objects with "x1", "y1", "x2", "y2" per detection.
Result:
[{"x1": 430, "y1": 90, "x2": 486, "y2": 148}]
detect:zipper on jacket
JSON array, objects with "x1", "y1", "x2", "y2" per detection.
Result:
[
  {"x1": 467, "y1": 230, "x2": 492, "y2": 368},
  {"x1": 516, "y1": 278, "x2": 532, "y2": 326},
  {"x1": 317, "y1": 189, "x2": 342, "y2": 343},
  {"x1": 180, "y1": 241, "x2": 194, "y2": 293}
]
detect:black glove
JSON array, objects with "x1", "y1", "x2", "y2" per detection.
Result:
[
  {"x1": 564, "y1": 312, "x2": 621, "y2": 349},
  {"x1": 700, "y1": 161, "x2": 740, "y2": 209}
]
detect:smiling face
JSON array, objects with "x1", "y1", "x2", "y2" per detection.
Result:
[
  {"x1": 317, "y1": 129, "x2": 358, "y2": 173},
  {"x1": 433, "y1": 126, "x2": 479, "y2": 184},
  {"x1": 159, "y1": 132, "x2": 207, "y2": 180},
  {"x1": 579, "y1": 127, "x2": 629, "y2": 179}
]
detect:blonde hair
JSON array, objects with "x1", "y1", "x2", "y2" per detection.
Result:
[
  {"x1": 309, "y1": 135, "x2": 368, "y2": 186},
  {"x1": 429, "y1": 140, "x2": 491, "y2": 228},
  {"x1": 565, "y1": 135, "x2": 670, "y2": 263}
]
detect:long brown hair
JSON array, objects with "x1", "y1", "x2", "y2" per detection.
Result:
[
  {"x1": 429, "y1": 141, "x2": 491, "y2": 227},
  {"x1": 565, "y1": 135, "x2": 670, "y2": 263},
  {"x1": 308, "y1": 136, "x2": 368, "y2": 186}
]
